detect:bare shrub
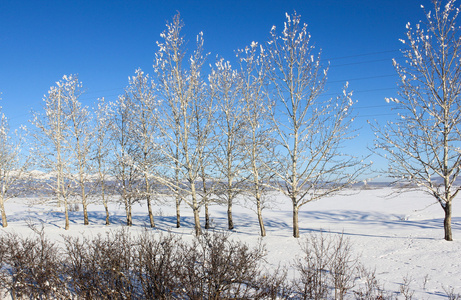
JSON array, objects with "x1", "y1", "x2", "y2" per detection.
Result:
[
  {"x1": 132, "y1": 230, "x2": 182, "y2": 299},
  {"x1": 292, "y1": 231, "x2": 358, "y2": 300},
  {"x1": 62, "y1": 228, "x2": 138, "y2": 299},
  {"x1": 330, "y1": 233, "x2": 358, "y2": 299},
  {"x1": 353, "y1": 265, "x2": 395, "y2": 300},
  {"x1": 253, "y1": 265, "x2": 293, "y2": 299},
  {"x1": 443, "y1": 286, "x2": 461, "y2": 300},
  {"x1": 0, "y1": 228, "x2": 432, "y2": 299},
  {"x1": 0, "y1": 228, "x2": 66, "y2": 299},
  {"x1": 421, "y1": 274, "x2": 429, "y2": 291},
  {"x1": 399, "y1": 275, "x2": 414, "y2": 300},
  {"x1": 176, "y1": 230, "x2": 270, "y2": 299}
]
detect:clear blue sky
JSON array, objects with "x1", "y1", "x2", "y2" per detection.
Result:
[{"x1": 0, "y1": 0, "x2": 432, "y2": 175}]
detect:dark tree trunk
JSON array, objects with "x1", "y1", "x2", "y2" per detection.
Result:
[
  {"x1": 205, "y1": 201, "x2": 210, "y2": 229},
  {"x1": 444, "y1": 201, "x2": 453, "y2": 241},
  {"x1": 227, "y1": 199, "x2": 234, "y2": 230},
  {"x1": 176, "y1": 196, "x2": 181, "y2": 228}
]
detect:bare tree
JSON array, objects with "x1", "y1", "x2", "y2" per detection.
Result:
[
  {"x1": 110, "y1": 93, "x2": 141, "y2": 226},
  {"x1": 153, "y1": 14, "x2": 186, "y2": 229},
  {"x1": 0, "y1": 103, "x2": 29, "y2": 227},
  {"x1": 67, "y1": 85, "x2": 93, "y2": 225},
  {"x1": 154, "y1": 13, "x2": 211, "y2": 235},
  {"x1": 93, "y1": 97, "x2": 113, "y2": 225},
  {"x1": 31, "y1": 75, "x2": 80, "y2": 230},
  {"x1": 371, "y1": 0, "x2": 461, "y2": 241},
  {"x1": 209, "y1": 58, "x2": 247, "y2": 230},
  {"x1": 238, "y1": 42, "x2": 274, "y2": 237},
  {"x1": 266, "y1": 13, "x2": 366, "y2": 238},
  {"x1": 193, "y1": 81, "x2": 217, "y2": 230},
  {"x1": 127, "y1": 69, "x2": 161, "y2": 228}
]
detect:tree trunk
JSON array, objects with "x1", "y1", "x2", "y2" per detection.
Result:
[
  {"x1": 104, "y1": 203, "x2": 110, "y2": 225},
  {"x1": 293, "y1": 204, "x2": 300, "y2": 238},
  {"x1": 82, "y1": 186, "x2": 89, "y2": 225},
  {"x1": 1, "y1": 198, "x2": 7, "y2": 228},
  {"x1": 443, "y1": 201, "x2": 453, "y2": 241},
  {"x1": 64, "y1": 201, "x2": 70, "y2": 230},
  {"x1": 82, "y1": 207, "x2": 88, "y2": 225},
  {"x1": 205, "y1": 201, "x2": 210, "y2": 229},
  {"x1": 227, "y1": 199, "x2": 233, "y2": 230},
  {"x1": 176, "y1": 196, "x2": 181, "y2": 228},
  {"x1": 83, "y1": 202, "x2": 89, "y2": 225},
  {"x1": 125, "y1": 197, "x2": 132, "y2": 226},
  {"x1": 102, "y1": 185, "x2": 110, "y2": 225},
  {"x1": 256, "y1": 198, "x2": 266, "y2": 237},
  {"x1": 193, "y1": 207, "x2": 201, "y2": 236},
  {"x1": 147, "y1": 195, "x2": 155, "y2": 228}
]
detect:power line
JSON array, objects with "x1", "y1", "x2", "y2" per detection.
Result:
[
  {"x1": 322, "y1": 87, "x2": 396, "y2": 97},
  {"x1": 329, "y1": 74, "x2": 397, "y2": 84},
  {"x1": 355, "y1": 113, "x2": 396, "y2": 119},
  {"x1": 331, "y1": 58, "x2": 391, "y2": 68},
  {"x1": 355, "y1": 104, "x2": 391, "y2": 109},
  {"x1": 324, "y1": 49, "x2": 401, "y2": 61}
]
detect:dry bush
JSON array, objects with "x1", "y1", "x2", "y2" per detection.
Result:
[
  {"x1": 353, "y1": 265, "x2": 395, "y2": 300},
  {"x1": 0, "y1": 228, "x2": 67, "y2": 299},
  {"x1": 61, "y1": 229, "x2": 286, "y2": 299},
  {"x1": 292, "y1": 231, "x2": 358, "y2": 300},
  {"x1": 62, "y1": 228, "x2": 138, "y2": 299},
  {"x1": 253, "y1": 265, "x2": 292, "y2": 299},
  {"x1": 175, "y1": 231, "x2": 268, "y2": 299},
  {"x1": 0, "y1": 228, "x2": 441, "y2": 299},
  {"x1": 443, "y1": 286, "x2": 461, "y2": 300},
  {"x1": 132, "y1": 230, "x2": 183, "y2": 299},
  {"x1": 399, "y1": 275, "x2": 414, "y2": 300}
]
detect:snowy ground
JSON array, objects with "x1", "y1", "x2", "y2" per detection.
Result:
[{"x1": 1, "y1": 186, "x2": 460, "y2": 299}]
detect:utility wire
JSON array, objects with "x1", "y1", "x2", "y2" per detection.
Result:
[
  {"x1": 331, "y1": 58, "x2": 391, "y2": 67},
  {"x1": 324, "y1": 49, "x2": 401, "y2": 61},
  {"x1": 329, "y1": 74, "x2": 397, "y2": 83},
  {"x1": 322, "y1": 87, "x2": 396, "y2": 97}
]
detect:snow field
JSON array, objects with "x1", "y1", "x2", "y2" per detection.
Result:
[{"x1": 1, "y1": 187, "x2": 460, "y2": 299}]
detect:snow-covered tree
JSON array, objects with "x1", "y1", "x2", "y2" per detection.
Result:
[
  {"x1": 110, "y1": 93, "x2": 141, "y2": 226},
  {"x1": 266, "y1": 13, "x2": 366, "y2": 238},
  {"x1": 371, "y1": 0, "x2": 461, "y2": 241},
  {"x1": 93, "y1": 97, "x2": 113, "y2": 225},
  {"x1": 193, "y1": 78, "x2": 217, "y2": 230},
  {"x1": 31, "y1": 75, "x2": 78, "y2": 230},
  {"x1": 67, "y1": 85, "x2": 93, "y2": 225},
  {"x1": 127, "y1": 69, "x2": 162, "y2": 228},
  {"x1": 0, "y1": 102, "x2": 29, "y2": 228},
  {"x1": 154, "y1": 13, "x2": 211, "y2": 235},
  {"x1": 209, "y1": 58, "x2": 246, "y2": 230},
  {"x1": 238, "y1": 42, "x2": 274, "y2": 237}
]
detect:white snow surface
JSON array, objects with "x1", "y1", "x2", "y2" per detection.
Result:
[{"x1": 1, "y1": 187, "x2": 460, "y2": 298}]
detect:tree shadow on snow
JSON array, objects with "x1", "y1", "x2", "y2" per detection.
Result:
[
  {"x1": 202, "y1": 209, "x2": 292, "y2": 235},
  {"x1": 296, "y1": 210, "x2": 461, "y2": 240}
]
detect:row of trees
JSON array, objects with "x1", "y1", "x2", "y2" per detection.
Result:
[
  {"x1": 1, "y1": 0, "x2": 461, "y2": 241},
  {"x1": 0, "y1": 13, "x2": 365, "y2": 238}
]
